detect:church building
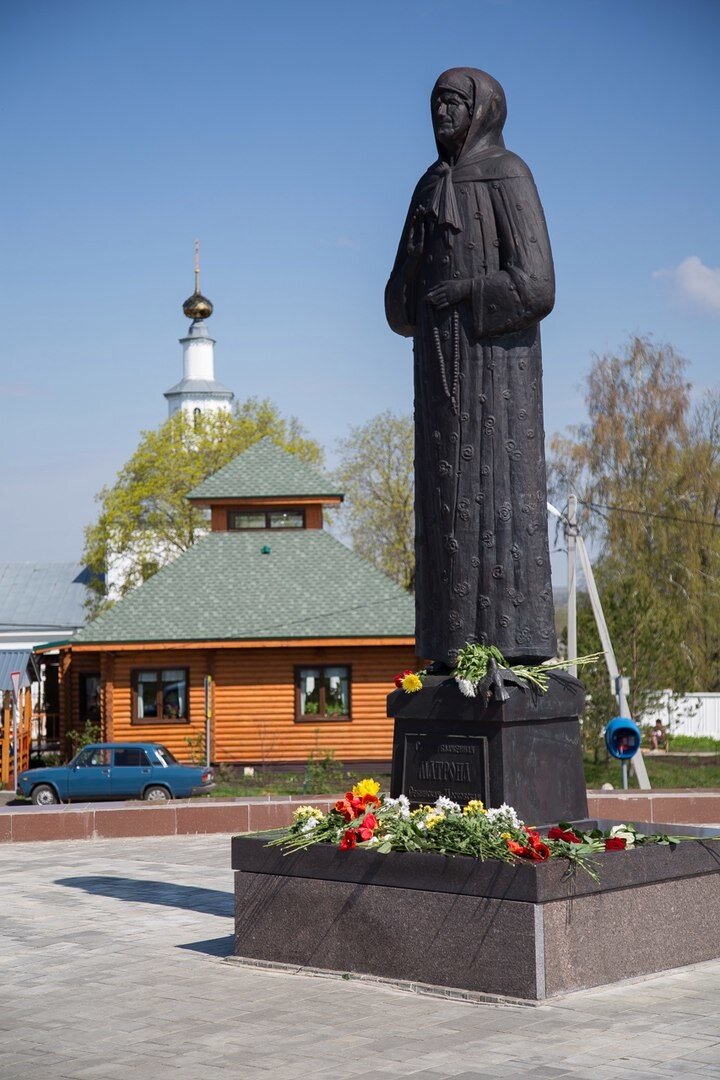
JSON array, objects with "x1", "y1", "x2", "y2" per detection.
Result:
[
  {"x1": 44, "y1": 249, "x2": 418, "y2": 769},
  {"x1": 105, "y1": 250, "x2": 234, "y2": 601},
  {"x1": 50, "y1": 439, "x2": 417, "y2": 770}
]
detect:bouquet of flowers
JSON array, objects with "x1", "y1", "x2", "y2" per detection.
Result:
[
  {"x1": 394, "y1": 642, "x2": 603, "y2": 698},
  {"x1": 267, "y1": 779, "x2": 689, "y2": 879}
]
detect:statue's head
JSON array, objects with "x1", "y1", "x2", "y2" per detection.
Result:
[{"x1": 431, "y1": 68, "x2": 507, "y2": 161}]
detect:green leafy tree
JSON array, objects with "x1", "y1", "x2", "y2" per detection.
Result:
[
  {"x1": 84, "y1": 400, "x2": 322, "y2": 612},
  {"x1": 549, "y1": 335, "x2": 720, "y2": 722},
  {"x1": 335, "y1": 411, "x2": 415, "y2": 590}
]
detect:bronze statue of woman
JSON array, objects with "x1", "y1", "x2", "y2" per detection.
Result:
[{"x1": 386, "y1": 67, "x2": 557, "y2": 668}]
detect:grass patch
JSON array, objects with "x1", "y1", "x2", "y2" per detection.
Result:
[
  {"x1": 207, "y1": 766, "x2": 392, "y2": 799},
  {"x1": 585, "y1": 753, "x2": 720, "y2": 790},
  {"x1": 666, "y1": 734, "x2": 720, "y2": 752}
]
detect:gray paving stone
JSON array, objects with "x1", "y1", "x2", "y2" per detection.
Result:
[{"x1": 3, "y1": 833, "x2": 720, "y2": 1079}]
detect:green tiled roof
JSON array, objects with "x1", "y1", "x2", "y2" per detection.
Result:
[
  {"x1": 72, "y1": 531, "x2": 415, "y2": 644},
  {"x1": 187, "y1": 438, "x2": 343, "y2": 501}
]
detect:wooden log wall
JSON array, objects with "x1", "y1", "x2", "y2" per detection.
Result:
[{"x1": 67, "y1": 643, "x2": 418, "y2": 765}]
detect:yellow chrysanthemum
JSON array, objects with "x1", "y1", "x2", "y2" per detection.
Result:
[
  {"x1": 401, "y1": 673, "x2": 423, "y2": 693},
  {"x1": 463, "y1": 800, "x2": 486, "y2": 816},
  {"x1": 500, "y1": 831, "x2": 512, "y2": 840},
  {"x1": 411, "y1": 805, "x2": 432, "y2": 818},
  {"x1": 293, "y1": 805, "x2": 325, "y2": 820},
  {"x1": 352, "y1": 778, "x2": 381, "y2": 798},
  {"x1": 425, "y1": 811, "x2": 446, "y2": 830}
]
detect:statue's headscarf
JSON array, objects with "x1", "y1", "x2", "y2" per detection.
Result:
[{"x1": 428, "y1": 67, "x2": 508, "y2": 232}]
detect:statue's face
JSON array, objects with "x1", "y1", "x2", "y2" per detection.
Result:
[{"x1": 432, "y1": 90, "x2": 471, "y2": 155}]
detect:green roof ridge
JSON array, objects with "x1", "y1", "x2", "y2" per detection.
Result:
[{"x1": 187, "y1": 437, "x2": 343, "y2": 500}]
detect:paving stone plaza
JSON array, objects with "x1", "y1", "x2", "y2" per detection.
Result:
[{"x1": 2, "y1": 833, "x2": 720, "y2": 1079}]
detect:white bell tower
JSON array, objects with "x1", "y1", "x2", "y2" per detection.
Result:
[{"x1": 164, "y1": 241, "x2": 234, "y2": 419}]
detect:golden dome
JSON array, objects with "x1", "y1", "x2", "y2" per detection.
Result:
[
  {"x1": 183, "y1": 289, "x2": 213, "y2": 321},
  {"x1": 183, "y1": 239, "x2": 213, "y2": 321}
]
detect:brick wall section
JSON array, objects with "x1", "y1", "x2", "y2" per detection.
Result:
[
  {"x1": 587, "y1": 790, "x2": 720, "y2": 827},
  {"x1": 0, "y1": 796, "x2": 338, "y2": 844},
  {"x1": 2, "y1": 790, "x2": 720, "y2": 844}
]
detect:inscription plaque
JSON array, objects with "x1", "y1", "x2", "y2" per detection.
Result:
[{"x1": 402, "y1": 733, "x2": 488, "y2": 806}]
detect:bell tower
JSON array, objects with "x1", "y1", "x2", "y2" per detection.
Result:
[{"x1": 164, "y1": 241, "x2": 234, "y2": 420}]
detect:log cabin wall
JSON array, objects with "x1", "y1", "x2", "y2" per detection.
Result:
[
  {"x1": 212, "y1": 644, "x2": 418, "y2": 764},
  {"x1": 66, "y1": 643, "x2": 418, "y2": 765},
  {"x1": 101, "y1": 648, "x2": 211, "y2": 761}
]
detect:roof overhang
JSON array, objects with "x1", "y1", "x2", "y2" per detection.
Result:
[
  {"x1": 187, "y1": 494, "x2": 344, "y2": 508},
  {"x1": 66, "y1": 636, "x2": 416, "y2": 652}
]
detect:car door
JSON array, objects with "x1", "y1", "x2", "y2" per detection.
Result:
[
  {"x1": 66, "y1": 746, "x2": 113, "y2": 800},
  {"x1": 111, "y1": 746, "x2": 153, "y2": 798}
]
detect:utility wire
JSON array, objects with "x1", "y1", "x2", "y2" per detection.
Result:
[{"x1": 581, "y1": 501, "x2": 720, "y2": 530}]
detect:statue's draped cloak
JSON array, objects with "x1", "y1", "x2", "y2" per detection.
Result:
[{"x1": 386, "y1": 141, "x2": 557, "y2": 665}]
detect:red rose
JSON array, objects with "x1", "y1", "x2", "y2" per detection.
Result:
[
  {"x1": 506, "y1": 839, "x2": 526, "y2": 856},
  {"x1": 339, "y1": 829, "x2": 357, "y2": 851},
  {"x1": 548, "y1": 827, "x2": 582, "y2": 844},
  {"x1": 394, "y1": 669, "x2": 414, "y2": 688},
  {"x1": 604, "y1": 837, "x2": 627, "y2": 851}
]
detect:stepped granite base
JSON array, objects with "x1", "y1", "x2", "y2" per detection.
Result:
[{"x1": 232, "y1": 825, "x2": 720, "y2": 1000}]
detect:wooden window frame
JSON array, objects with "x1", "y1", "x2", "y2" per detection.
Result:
[
  {"x1": 227, "y1": 508, "x2": 306, "y2": 531},
  {"x1": 131, "y1": 667, "x2": 190, "y2": 725},
  {"x1": 294, "y1": 665, "x2": 352, "y2": 723}
]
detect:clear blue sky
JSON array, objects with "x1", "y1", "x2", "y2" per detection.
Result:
[{"x1": 2, "y1": 0, "x2": 719, "y2": 564}]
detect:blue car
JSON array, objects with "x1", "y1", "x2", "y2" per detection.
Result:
[{"x1": 17, "y1": 743, "x2": 215, "y2": 805}]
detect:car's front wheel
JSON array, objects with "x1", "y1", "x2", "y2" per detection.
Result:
[
  {"x1": 143, "y1": 785, "x2": 172, "y2": 803},
  {"x1": 31, "y1": 784, "x2": 59, "y2": 806}
]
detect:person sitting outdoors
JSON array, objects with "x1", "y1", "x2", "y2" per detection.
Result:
[{"x1": 651, "y1": 720, "x2": 669, "y2": 752}]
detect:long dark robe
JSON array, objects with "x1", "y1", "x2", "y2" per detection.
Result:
[{"x1": 386, "y1": 138, "x2": 557, "y2": 665}]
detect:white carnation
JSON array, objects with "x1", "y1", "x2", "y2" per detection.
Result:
[
  {"x1": 457, "y1": 678, "x2": 477, "y2": 698},
  {"x1": 300, "y1": 817, "x2": 319, "y2": 833}
]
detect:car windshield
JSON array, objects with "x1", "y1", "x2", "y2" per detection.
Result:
[{"x1": 154, "y1": 745, "x2": 179, "y2": 766}]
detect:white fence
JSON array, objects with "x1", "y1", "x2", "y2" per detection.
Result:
[{"x1": 643, "y1": 691, "x2": 720, "y2": 739}]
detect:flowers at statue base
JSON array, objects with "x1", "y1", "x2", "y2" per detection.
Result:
[
  {"x1": 266, "y1": 782, "x2": 698, "y2": 879},
  {"x1": 394, "y1": 669, "x2": 424, "y2": 693},
  {"x1": 393, "y1": 642, "x2": 604, "y2": 698}
]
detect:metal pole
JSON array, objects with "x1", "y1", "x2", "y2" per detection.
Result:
[
  {"x1": 567, "y1": 494, "x2": 578, "y2": 678},
  {"x1": 548, "y1": 502, "x2": 651, "y2": 788},
  {"x1": 575, "y1": 535, "x2": 651, "y2": 790},
  {"x1": 12, "y1": 697, "x2": 18, "y2": 793},
  {"x1": 204, "y1": 675, "x2": 212, "y2": 769},
  {"x1": 10, "y1": 671, "x2": 20, "y2": 794}
]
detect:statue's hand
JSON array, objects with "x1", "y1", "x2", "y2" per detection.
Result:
[{"x1": 426, "y1": 279, "x2": 472, "y2": 309}]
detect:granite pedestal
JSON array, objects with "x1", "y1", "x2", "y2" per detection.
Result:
[
  {"x1": 388, "y1": 671, "x2": 588, "y2": 823},
  {"x1": 232, "y1": 825, "x2": 720, "y2": 1000}
]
